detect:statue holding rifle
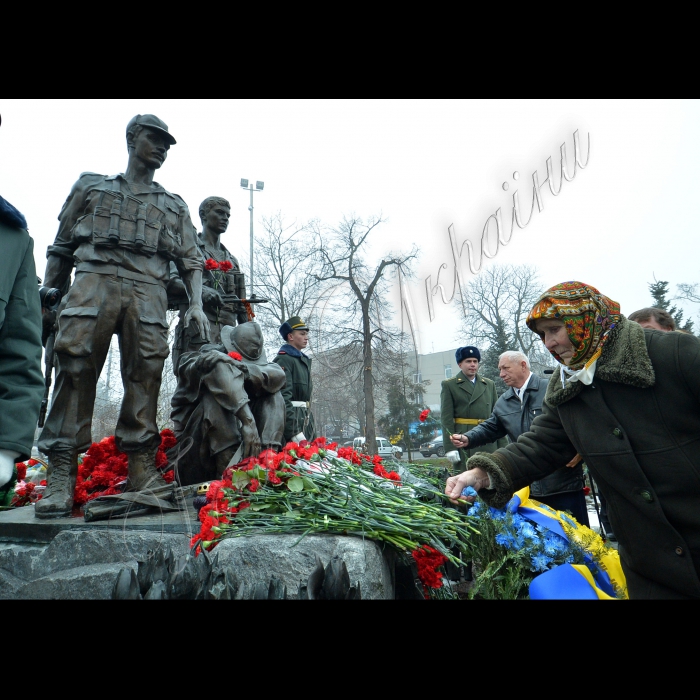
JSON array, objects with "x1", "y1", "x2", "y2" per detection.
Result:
[{"x1": 168, "y1": 196, "x2": 248, "y2": 372}]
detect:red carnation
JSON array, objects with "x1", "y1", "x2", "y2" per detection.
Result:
[
  {"x1": 218, "y1": 260, "x2": 233, "y2": 272},
  {"x1": 412, "y1": 545, "x2": 448, "y2": 592},
  {"x1": 160, "y1": 429, "x2": 177, "y2": 451},
  {"x1": 16, "y1": 463, "x2": 27, "y2": 481},
  {"x1": 419, "y1": 409, "x2": 430, "y2": 422},
  {"x1": 205, "y1": 258, "x2": 220, "y2": 271},
  {"x1": 206, "y1": 481, "x2": 224, "y2": 502},
  {"x1": 228, "y1": 351, "x2": 243, "y2": 361}
]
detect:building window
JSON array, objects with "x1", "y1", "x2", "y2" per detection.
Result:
[
  {"x1": 444, "y1": 366, "x2": 452, "y2": 379},
  {"x1": 413, "y1": 372, "x2": 422, "y2": 384}
]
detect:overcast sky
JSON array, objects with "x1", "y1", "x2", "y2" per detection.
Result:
[{"x1": 2, "y1": 99, "x2": 698, "y2": 356}]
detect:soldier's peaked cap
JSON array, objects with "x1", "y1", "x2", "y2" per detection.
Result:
[
  {"x1": 279, "y1": 316, "x2": 309, "y2": 339},
  {"x1": 456, "y1": 346, "x2": 481, "y2": 363},
  {"x1": 126, "y1": 114, "x2": 177, "y2": 145}
]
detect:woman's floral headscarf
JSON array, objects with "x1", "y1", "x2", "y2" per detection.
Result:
[{"x1": 526, "y1": 281, "x2": 621, "y2": 371}]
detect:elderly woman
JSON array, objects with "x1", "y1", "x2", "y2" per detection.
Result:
[{"x1": 446, "y1": 281, "x2": 700, "y2": 599}]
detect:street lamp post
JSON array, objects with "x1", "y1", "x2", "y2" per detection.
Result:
[{"x1": 240, "y1": 179, "x2": 264, "y2": 298}]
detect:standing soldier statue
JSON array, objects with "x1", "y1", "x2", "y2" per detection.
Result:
[
  {"x1": 168, "y1": 196, "x2": 247, "y2": 371},
  {"x1": 36, "y1": 114, "x2": 210, "y2": 518},
  {"x1": 274, "y1": 316, "x2": 316, "y2": 443}
]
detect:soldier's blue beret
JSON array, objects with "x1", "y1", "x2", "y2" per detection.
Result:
[{"x1": 456, "y1": 346, "x2": 481, "y2": 363}]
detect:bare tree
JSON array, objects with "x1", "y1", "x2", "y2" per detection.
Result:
[
  {"x1": 311, "y1": 342, "x2": 367, "y2": 439},
  {"x1": 249, "y1": 212, "x2": 325, "y2": 355},
  {"x1": 458, "y1": 263, "x2": 556, "y2": 386},
  {"x1": 312, "y1": 215, "x2": 418, "y2": 456},
  {"x1": 676, "y1": 282, "x2": 700, "y2": 304},
  {"x1": 674, "y1": 282, "x2": 700, "y2": 335}
]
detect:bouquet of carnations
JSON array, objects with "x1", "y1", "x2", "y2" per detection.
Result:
[{"x1": 191, "y1": 437, "x2": 478, "y2": 596}]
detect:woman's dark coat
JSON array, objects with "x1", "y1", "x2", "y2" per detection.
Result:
[{"x1": 470, "y1": 317, "x2": 700, "y2": 599}]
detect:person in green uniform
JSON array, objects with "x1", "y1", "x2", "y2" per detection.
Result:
[
  {"x1": 273, "y1": 316, "x2": 316, "y2": 443},
  {"x1": 0, "y1": 195, "x2": 44, "y2": 506},
  {"x1": 441, "y1": 345, "x2": 507, "y2": 583},
  {"x1": 440, "y1": 346, "x2": 506, "y2": 469}
]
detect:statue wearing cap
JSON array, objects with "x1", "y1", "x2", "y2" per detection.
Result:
[
  {"x1": 169, "y1": 322, "x2": 286, "y2": 484},
  {"x1": 273, "y1": 316, "x2": 316, "y2": 443},
  {"x1": 440, "y1": 345, "x2": 506, "y2": 469},
  {"x1": 36, "y1": 114, "x2": 210, "y2": 518}
]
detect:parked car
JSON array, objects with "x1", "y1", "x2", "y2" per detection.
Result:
[
  {"x1": 352, "y1": 437, "x2": 403, "y2": 459},
  {"x1": 419, "y1": 434, "x2": 445, "y2": 458}
]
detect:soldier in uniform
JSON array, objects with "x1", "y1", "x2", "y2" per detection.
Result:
[
  {"x1": 273, "y1": 316, "x2": 316, "y2": 443},
  {"x1": 36, "y1": 114, "x2": 210, "y2": 518},
  {"x1": 168, "y1": 196, "x2": 247, "y2": 371},
  {"x1": 440, "y1": 346, "x2": 506, "y2": 470},
  {"x1": 0, "y1": 195, "x2": 44, "y2": 501}
]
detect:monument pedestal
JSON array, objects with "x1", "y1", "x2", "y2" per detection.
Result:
[
  {"x1": 0, "y1": 503, "x2": 397, "y2": 599},
  {"x1": 0, "y1": 500, "x2": 199, "y2": 599}
]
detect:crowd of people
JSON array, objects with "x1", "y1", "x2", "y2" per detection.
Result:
[{"x1": 445, "y1": 281, "x2": 700, "y2": 600}]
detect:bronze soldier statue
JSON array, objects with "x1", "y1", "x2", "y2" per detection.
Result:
[
  {"x1": 169, "y1": 322, "x2": 286, "y2": 484},
  {"x1": 168, "y1": 196, "x2": 247, "y2": 371},
  {"x1": 36, "y1": 114, "x2": 210, "y2": 518}
]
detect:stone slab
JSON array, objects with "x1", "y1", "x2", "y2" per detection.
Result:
[
  {"x1": 16, "y1": 561, "x2": 139, "y2": 600},
  {"x1": 0, "y1": 499, "x2": 202, "y2": 544},
  {"x1": 0, "y1": 530, "x2": 191, "y2": 583},
  {"x1": 211, "y1": 534, "x2": 395, "y2": 599}
]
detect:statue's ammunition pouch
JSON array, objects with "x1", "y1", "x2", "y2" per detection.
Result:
[{"x1": 73, "y1": 177, "x2": 182, "y2": 258}]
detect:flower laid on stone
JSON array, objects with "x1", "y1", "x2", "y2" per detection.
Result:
[
  {"x1": 11, "y1": 479, "x2": 45, "y2": 507},
  {"x1": 228, "y1": 351, "x2": 243, "y2": 361},
  {"x1": 6, "y1": 458, "x2": 48, "y2": 507},
  {"x1": 189, "y1": 436, "x2": 479, "y2": 599},
  {"x1": 204, "y1": 258, "x2": 219, "y2": 271},
  {"x1": 464, "y1": 493, "x2": 626, "y2": 599},
  {"x1": 412, "y1": 544, "x2": 448, "y2": 592},
  {"x1": 72, "y1": 429, "x2": 177, "y2": 508}
]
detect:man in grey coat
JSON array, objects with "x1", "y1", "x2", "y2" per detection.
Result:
[{"x1": 450, "y1": 350, "x2": 588, "y2": 526}]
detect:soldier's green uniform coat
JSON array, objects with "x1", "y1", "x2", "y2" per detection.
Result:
[
  {"x1": 440, "y1": 371, "x2": 507, "y2": 466},
  {"x1": 273, "y1": 344, "x2": 316, "y2": 443},
  {"x1": 0, "y1": 198, "x2": 44, "y2": 461}
]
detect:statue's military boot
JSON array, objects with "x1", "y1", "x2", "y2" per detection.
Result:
[
  {"x1": 213, "y1": 446, "x2": 238, "y2": 479},
  {"x1": 34, "y1": 450, "x2": 78, "y2": 519},
  {"x1": 125, "y1": 451, "x2": 166, "y2": 492}
]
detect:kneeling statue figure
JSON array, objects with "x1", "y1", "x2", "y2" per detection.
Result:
[{"x1": 170, "y1": 322, "x2": 286, "y2": 485}]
